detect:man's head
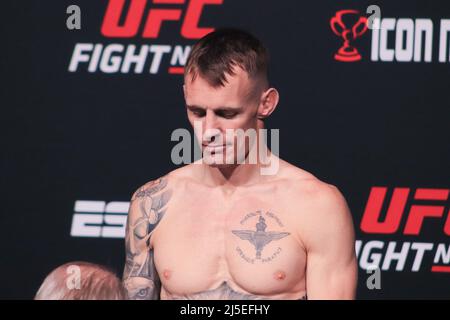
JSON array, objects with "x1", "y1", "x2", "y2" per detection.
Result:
[
  {"x1": 183, "y1": 28, "x2": 279, "y2": 167},
  {"x1": 35, "y1": 261, "x2": 126, "y2": 300}
]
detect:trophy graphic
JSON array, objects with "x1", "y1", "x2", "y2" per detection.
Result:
[{"x1": 330, "y1": 10, "x2": 368, "y2": 62}]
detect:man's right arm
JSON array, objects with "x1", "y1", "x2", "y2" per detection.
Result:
[{"x1": 122, "y1": 177, "x2": 172, "y2": 300}]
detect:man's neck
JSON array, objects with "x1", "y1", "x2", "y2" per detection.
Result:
[{"x1": 197, "y1": 150, "x2": 276, "y2": 189}]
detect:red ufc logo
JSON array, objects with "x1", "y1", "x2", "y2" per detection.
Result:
[
  {"x1": 101, "y1": 0, "x2": 223, "y2": 39},
  {"x1": 360, "y1": 187, "x2": 450, "y2": 235}
]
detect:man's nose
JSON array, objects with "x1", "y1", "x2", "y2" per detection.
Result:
[{"x1": 203, "y1": 111, "x2": 221, "y2": 143}]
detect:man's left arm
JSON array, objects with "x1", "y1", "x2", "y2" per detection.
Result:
[{"x1": 303, "y1": 184, "x2": 358, "y2": 299}]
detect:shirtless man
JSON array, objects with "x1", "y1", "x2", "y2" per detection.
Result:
[{"x1": 123, "y1": 29, "x2": 357, "y2": 300}]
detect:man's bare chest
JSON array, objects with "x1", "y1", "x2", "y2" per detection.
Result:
[{"x1": 150, "y1": 188, "x2": 307, "y2": 298}]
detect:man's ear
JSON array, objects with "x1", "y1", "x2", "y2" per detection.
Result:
[
  {"x1": 183, "y1": 84, "x2": 186, "y2": 99},
  {"x1": 257, "y1": 88, "x2": 279, "y2": 119}
]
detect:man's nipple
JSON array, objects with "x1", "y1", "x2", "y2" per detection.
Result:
[
  {"x1": 163, "y1": 269, "x2": 172, "y2": 280},
  {"x1": 274, "y1": 270, "x2": 286, "y2": 280}
]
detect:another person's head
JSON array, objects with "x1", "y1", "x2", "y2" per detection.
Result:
[
  {"x1": 35, "y1": 261, "x2": 126, "y2": 300},
  {"x1": 184, "y1": 28, "x2": 279, "y2": 168}
]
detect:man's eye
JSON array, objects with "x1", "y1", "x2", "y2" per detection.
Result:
[
  {"x1": 220, "y1": 112, "x2": 237, "y2": 119},
  {"x1": 192, "y1": 110, "x2": 205, "y2": 117}
]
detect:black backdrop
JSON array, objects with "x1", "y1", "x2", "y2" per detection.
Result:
[{"x1": 1, "y1": 0, "x2": 449, "y2": 299}]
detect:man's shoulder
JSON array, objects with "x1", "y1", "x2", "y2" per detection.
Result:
[
  {"x1": 277, "y1": 159, "x2": 329, "y2": 191},
  {"x1": 130, "y1": 164, "x2": 196, "y2": 199},
  {"x1": 277, "y1": 160, "x2": 347, "y2": 212},
  {"x1": 278, "y1": 161, "x2": 354, "y2": 248}
]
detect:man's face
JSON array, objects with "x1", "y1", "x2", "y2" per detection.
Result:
[{"x1": 184, "y1": 67, "x2": 261, "y2": 167}]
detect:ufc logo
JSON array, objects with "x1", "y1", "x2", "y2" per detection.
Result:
[
  {"x1": 360, "y1": 187, "x2": 450, "y2": 235},
  {"x1": 101, "y1": 0, "x2": 223, "y2": 39}
]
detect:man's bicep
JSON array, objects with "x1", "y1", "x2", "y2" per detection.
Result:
[
  {"x1": 305, "y1": 185, "x2": 358, "y2": 299},
  {"x1": 306, "y1": 248, "x2": 357, "y2": 299},
  {"x1": 122, "y1": 177, "x2": 172, "y2": 300}
]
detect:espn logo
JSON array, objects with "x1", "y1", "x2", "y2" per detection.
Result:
[{"x1": 70, "y1": 201, "x2": 129, "y2": 238}]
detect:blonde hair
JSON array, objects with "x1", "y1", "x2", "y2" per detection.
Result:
[{"x1": 35, "y1": 261, "x2": 126, "y2": 300}]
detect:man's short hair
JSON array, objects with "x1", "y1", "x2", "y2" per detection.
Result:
[
  {"x1": 184, "y1": 28, "x2": 269, "y2": 88},
  {"x1": 35, "y1": 261, "x2": 126, "y2": 300}
]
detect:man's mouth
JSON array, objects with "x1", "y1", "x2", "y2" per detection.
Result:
[
  {"x1": 202, "y1": 144, "x2": 227, "y2": 148},
  {"x1": 202, "y1": 144, "x2": 228, "y2": 154}
]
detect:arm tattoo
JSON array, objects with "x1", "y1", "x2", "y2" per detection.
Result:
[{"x1": 123, "y1": 177, "x2": 172, "y2": 300}]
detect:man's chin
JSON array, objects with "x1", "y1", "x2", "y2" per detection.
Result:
[
  {"x1": 204, "y1": 161, "x2": 230, "y2": 168},
  {"x1": 202, "y1": 156, "x2": 236, "y2": 168}
]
